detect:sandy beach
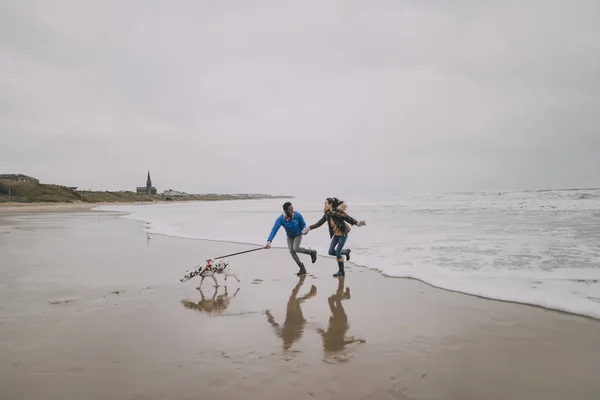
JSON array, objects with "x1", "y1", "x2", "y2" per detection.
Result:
[
  {"x1": 0, "y1": 202, "x2": 149, "y2": 214},
  {"x1": 1, "y1": 209, "x2": 600, "y2": 400}
]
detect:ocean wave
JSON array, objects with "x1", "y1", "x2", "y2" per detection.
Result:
[{"x1": 93, "y1": 189, "x2": 600, "y2": 320}]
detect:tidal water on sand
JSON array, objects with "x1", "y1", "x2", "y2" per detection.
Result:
[{"x1": 95, "y1": 188, "x2": 600, "y2": 319}]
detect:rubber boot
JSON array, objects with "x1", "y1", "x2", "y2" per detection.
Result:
[
  {"x1": 333, "y1": 260, "x2": 345, "y2": 277},
  {"x1": 342, "y1": 249, "x2": 351, "y2": 261},
  {"x1": 297, "y1": 263, "x2": 307, "y2": 276}
]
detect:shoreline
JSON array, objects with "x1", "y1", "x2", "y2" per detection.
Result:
[
  {"x1": 0, "y1": 195, "x2": 290, "y2": 214},
  {"x1": 0, "y1": 202, "x2": 134, "y2": 214},
  {"x1": 0, "y1": 202, "x2": 107, "y2": 214},
  {"x1": 382, "y1": 273, "x2": 600, "y2": 323},
  {"x1": 92, "y1": 207, "x2": 600, "y2": 323},
  {"x1": 3, "y1": 203, "x2": 600, "y2": 323}
]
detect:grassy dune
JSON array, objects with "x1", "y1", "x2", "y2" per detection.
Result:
[{"x1": 0, "y1": 180, "x2": 291, "y2": 204}]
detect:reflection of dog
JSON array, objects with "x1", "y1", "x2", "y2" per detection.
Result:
[
  {"x1": 180, "y1": 258, "x2": 240, "y2": 287},
  {"x1": 181, "y1": 286, "x2": 240, "y2": 316}
]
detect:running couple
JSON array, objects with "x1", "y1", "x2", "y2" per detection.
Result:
[{"x1": 264, "y1": 198, "x2": 366, "y2": 277}]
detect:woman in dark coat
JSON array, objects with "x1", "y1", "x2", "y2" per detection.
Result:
[{"x1": 302, "y1": 197, "x2": 366, "y2": 277}]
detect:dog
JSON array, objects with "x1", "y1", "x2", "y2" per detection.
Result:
[{"x1": 180, "y1": 258, "x2": 240, "y2": 287}]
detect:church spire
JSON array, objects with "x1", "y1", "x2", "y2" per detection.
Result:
[{"x1": 146, "y1": 171, "x2": 152, "y2": 188}]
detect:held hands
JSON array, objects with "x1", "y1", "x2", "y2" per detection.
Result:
[
  {"x1": 358, "y1": 221, "x2": 366, "y2": 227},
  {"x1": 302, "y1": 227, "x2": 310, "y2": 235}
]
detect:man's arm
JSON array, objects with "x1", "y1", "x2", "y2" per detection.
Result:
[
  {"x1": 266, "y1": 216, "x2": 282, "y2": 244},
  {"x1": 265, "y1": 310, "x2": 282, "y2": 337},
  {"x1": 296, "y1": 212, "x2": 307, "y2": 232}
]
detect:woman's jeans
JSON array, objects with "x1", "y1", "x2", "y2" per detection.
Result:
[{"x1": 328, "y1": 235, "x2": 347, "y2": 260}]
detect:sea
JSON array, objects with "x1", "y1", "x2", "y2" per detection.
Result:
[{"x1": 94, "y1": 188, "x2": 600, "y2": 320}]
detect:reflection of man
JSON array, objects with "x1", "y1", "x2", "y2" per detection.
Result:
[
  {"x1": 181, "y1": 287, "x2": 240, "y2": 316},
  {"x1": 317, "y1": 277, "x2": 365, "y2": 355},
  {"x1": 265, "y1": 276, "x2": 317, "y2": 350}
]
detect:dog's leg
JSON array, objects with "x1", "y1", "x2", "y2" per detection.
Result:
[
  {"x1": 224, "y1": 270, "x2": 240, "y2": 283},
  {"x1": 212, "y1": 274, "x2": 219, "y2": 287},
  {"x1": 197, "y1": 276, "x2": 205, "y2": 290}
]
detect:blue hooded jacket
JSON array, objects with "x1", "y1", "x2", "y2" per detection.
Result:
[{"x1": 267, "y1": 211, "x2": 307, "y2": 242}]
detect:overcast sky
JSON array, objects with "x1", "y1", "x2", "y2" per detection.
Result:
[{"x1": 1, "y1": 0, "x2": 599, "y2": 196}]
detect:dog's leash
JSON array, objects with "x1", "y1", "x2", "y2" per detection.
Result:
[{"x1": 213, "y1": 247, "x2": 264, "y2": 260}]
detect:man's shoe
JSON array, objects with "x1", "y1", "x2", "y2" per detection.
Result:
[
  {"x1": 310, "y1": 250, "x2": 317, "y2": 264},
  {"x1": 297, "y1": 264, "x2": 307, "y2": 276}
]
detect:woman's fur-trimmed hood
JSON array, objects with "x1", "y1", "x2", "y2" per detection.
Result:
[
  {"x1": 328, "y1": 202, "x2": 348, "y2": 216},
  {"x1": 324, "y1": 199, "x2": 348, "y2": 214},
  {"x1": 309, "y1": 199, "x2": 359, "y2": 238}
]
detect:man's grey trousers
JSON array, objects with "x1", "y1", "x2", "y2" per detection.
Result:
[{"x1": 287, "y1": 235, "x2": 310, "y2": 267}]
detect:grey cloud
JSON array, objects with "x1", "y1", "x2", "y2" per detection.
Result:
[{"x1": 1, "y1": 0, "x2": 599, "y2": 196}]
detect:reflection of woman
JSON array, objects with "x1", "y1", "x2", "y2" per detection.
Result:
[
  {"x1": 303, "y1": 197, "x2": 366, "y2": 277},
  {"x1": 181, "y1": 287, "x2": 240, "y2": 316},
  {"x1": 265, "y1": 276, "x2": 317, "y2": 350},
  {"x1": 317, "y1": 277, "x2": 365, "y2": 356}
]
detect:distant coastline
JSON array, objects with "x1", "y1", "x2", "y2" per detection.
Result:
[{"x1": 0, "y1": 178, "x2": 292, "y2": 205}]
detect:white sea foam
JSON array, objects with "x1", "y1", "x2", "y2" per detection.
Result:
[{"x1": 94, "y1": 189, "x2": 600, "y2": 320}]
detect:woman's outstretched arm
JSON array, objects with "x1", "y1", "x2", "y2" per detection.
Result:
[{"x1": 303, "y1": 214, "x2": 327, "y2": 234}]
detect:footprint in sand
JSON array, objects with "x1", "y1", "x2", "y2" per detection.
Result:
[
  {"x1": 588, "y1": 297, "x2": 600, "y2": 304},
  {"x1": 252, "y1": 279, "x2": 263, "y2": 285},
  {"x1": 49, "y1": 299, "x2": 75, "y2": 305},
  {"x1": 576, "y1": 279, "x2": 599, "y2": 285},
  {"x1": 102, "y1": 290, "x2": 125, "y2": 298}
]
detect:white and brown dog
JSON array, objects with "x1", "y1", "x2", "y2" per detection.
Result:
[{"x1": 180, "y1": 258, "x2": 240, "y2": 287}]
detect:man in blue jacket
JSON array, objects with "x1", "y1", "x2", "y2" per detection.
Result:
[{"x1": 264, "y1": 201, "x2": 317, "y2": 276}]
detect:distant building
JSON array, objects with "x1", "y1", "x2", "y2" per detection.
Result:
[
  {"x1": 136, "y1": 171, "x2": 157, "y2": 195},
  {"x1": 0, "y1": 174, "x2": 39, "y2": 183},
  {"x1": 162, "y1": 189, "x2": 188, "y2": 196}
]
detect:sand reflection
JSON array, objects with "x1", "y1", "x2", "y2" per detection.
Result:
[
  {"x1": 181, "y1": 286, "x2": 240, "y2": 316},
  {"x1": 317, "y1": 276, "x2": 366, "y2": 362},
  {"x1": 265, "y1": 275, "x2": 317, "y2": 351}
]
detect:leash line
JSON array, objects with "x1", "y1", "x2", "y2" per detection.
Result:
[{"x1": 213, "y1": 247, "x2": 264, "y2": 260}]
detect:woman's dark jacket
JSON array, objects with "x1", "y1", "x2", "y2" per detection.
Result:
[{"x1": 309, "y1": 209, "x2": 359, "y2": 238}]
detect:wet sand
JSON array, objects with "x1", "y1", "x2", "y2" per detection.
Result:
[
  {"x1": 1, "y1": 211, "x2": 600, "y2": 400},
  {"x1": 0, "y1": 202, "x2": 143, "y2": 214}
]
